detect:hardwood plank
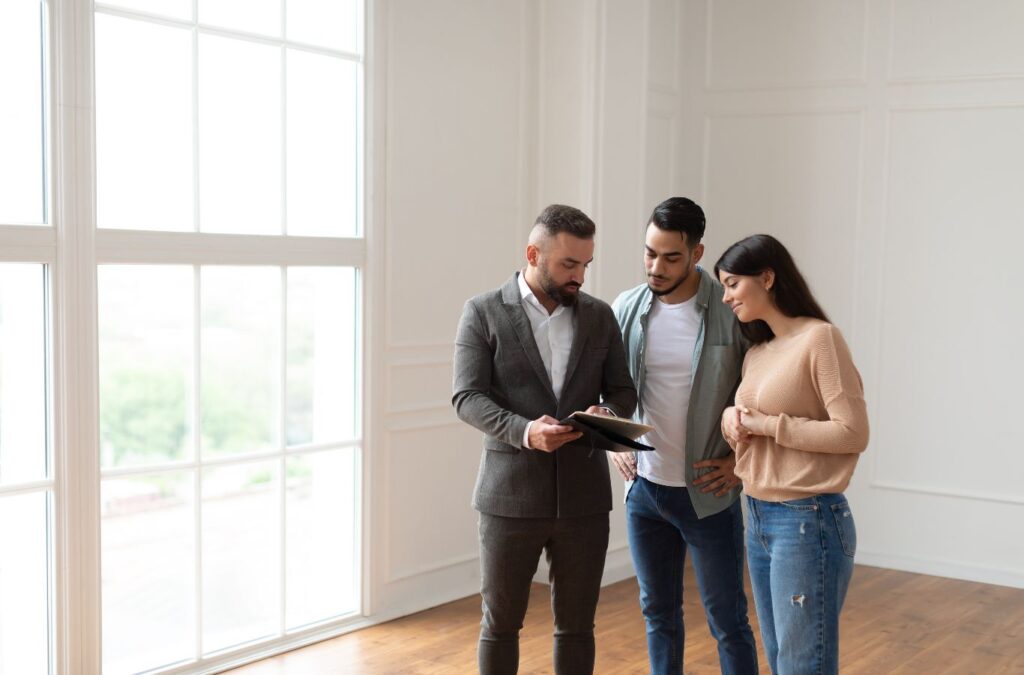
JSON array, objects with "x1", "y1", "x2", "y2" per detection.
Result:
[{"x1": 231, "y1": 564, "x2": 1024, "y2": 674}]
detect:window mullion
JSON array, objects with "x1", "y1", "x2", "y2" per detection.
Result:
[
  {"x1": 192, "y1": 16, "x2": 200, "y2": 233},
  {"x1": 278, "y1": 266, "x2": 288, "y2": 636},
  {"x1": 192, "y1": 264, "x2": 203, "y2": 660},
  {"x1": 52, "y1": 0, "x2": 102, "y2": 671},
  {"x1": 94, "y1": 229, "x2": 367, "y2": 266}
]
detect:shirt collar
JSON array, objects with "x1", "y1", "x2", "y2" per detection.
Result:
[
  {"x1": 518, "y1": 269, "x2": 568, "y2": 317},
  {"x1": 694, "y1": 266, "x2": 712, "y2": 309},
  {"x1": 641, "y1": 266, "x2": 711, "y2": 316}
]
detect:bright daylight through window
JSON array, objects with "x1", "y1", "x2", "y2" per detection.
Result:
[
  {"x1": 0, "y1": 1, "x2": 52, "y2": 673},
  {"x1": 0, "y1": 0, "x2": 364, "y2": 672}
]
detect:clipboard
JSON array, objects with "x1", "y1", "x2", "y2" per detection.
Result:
[{"x1": 560, "y1": 411, "x2": 656, "y2": 453}]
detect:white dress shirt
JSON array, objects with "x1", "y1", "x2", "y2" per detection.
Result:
[{"x1": 517, "y1": 270, "x2": 575, "y2": 448}]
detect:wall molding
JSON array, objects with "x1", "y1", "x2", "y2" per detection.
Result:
[
  {"x1": 384, "y1": 406, "x2": 458, "y2": 432},
  {"x1": 387, "y1": 551, "x2": 479, "y2": 585},
  {"x1": 533, "y1": 541, "x2": 635, "y2": 588},
  {"x1": 870, "y1": 480, "x2": 1024, "y2": 507},
  {"x1": 886, "y1": 72, "x2": 1024, "y2": 87},
  {"x1": 645, "y1": 0, "x2": 679, "y2": 94},
  {"x1": 887, "y1": 101, "x2": 1024, "y2": 114},
  {"x1": 388, "y1": 356, "x2": 452, "y2": 368},
  {"x1": 857, "y1": 549, "x2": 1024, "y2": 590},
  {"x1": 869, "y1": 102, "x2": 1024, "y2": 505},
  {"x1": 703, "y1": 0, "x2": 868, "y2": 92},
  {"x1": 699, "y1": 107, "x2": 866, "y2": 221},
  {"x1": 884, "y1": 0, "x2": 1024, "y2": 86}
]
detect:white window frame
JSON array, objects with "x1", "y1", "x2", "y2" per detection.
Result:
[{"x1": 0, "y1": 0, "x2": 379, "y2": 672}]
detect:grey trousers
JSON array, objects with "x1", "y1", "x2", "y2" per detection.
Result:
[{"x1": 477, "y1": 512, "x2": 610, "y2": 675}]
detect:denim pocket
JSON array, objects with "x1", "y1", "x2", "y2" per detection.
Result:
[
  {"x1": 831, "y1": 501, "x2": 857, "y2": 557},
  {"x1": 779, "y1": 497, "x2": 818, "y2": 511}
]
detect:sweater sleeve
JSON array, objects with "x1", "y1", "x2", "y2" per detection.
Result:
[
  {"x1": 722, "y1": 410, "x2": 737, "y2": 451},
  {"x1": 771, "y1": 326, "x2": 870, "y2": 455}
]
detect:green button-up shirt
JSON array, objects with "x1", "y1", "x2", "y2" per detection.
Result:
[{"x1": 612, "y1": 267, "x2": 748, "y2": 518}]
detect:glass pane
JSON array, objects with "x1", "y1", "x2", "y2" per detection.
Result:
[
  {"x1": 286, "y1": 52, "x2": 359, "y2": 237},
  {"x1": 98, "y1": 0, "x2": 192, "y2": 21},
  {"x1": 0, "y1": 264, "x2": 47, "y2": 485},
  {"x1": 96, "y1": 14, "x2": 194, "y2": 231},
  {"x1": 286, "y1": 268, "x2": 356, "y2": 445},
  {"x1": 201, "y1": 267, "x2": 280, "y2": 457},
  {"x1": 285, "y1": 449, "x2": 357, "y2": 629},
  {"x1": 198, "y1": 35, "x2": 282, "y2": 234},
  {"x1": 202, "y1": 461, "x2": 280, "y2": 652},
  {"x1": 99, "y1": 266, "x2": 193, "y2": 468},
  {"x1": 287, "y1": 0, "x2": 360, "y2": 53},
  {"x1": 102, "y1": 473, "x2": 195, "y2": 674},
  {"x1": 199, "y1": 0, "x2": 280, "y2": 38},
  {"x1": 0, "y1": 0, "x2": 46, "y2": 225},
  {"x1": 0, "y1": 492, "x2": 50, "y2": 674}
]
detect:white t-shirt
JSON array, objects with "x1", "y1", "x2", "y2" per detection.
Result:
[{"x1": 637, "y1": 295, "x2": 701, "y2": 487}]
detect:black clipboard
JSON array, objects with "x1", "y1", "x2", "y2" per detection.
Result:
[{"x1": 560, "y1": 412, "x2": 656, "y2": 453}]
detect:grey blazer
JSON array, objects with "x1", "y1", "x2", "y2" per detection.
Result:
[{"x1": 452, "y1": 272, "x2": 637, "y2": 519}]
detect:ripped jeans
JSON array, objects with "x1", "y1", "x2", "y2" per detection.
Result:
[{"x1": 745, "y1": 494, "x2": 856, "y2": 675}]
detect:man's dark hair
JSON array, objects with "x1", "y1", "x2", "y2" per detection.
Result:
[
  {"x1": 535, "y1": 204, "x2": 596, "y2": 238},
  {"x1": 714, "y1": 234, "x2": 830, "y2": 344},
  {"x1": 648, "y1": 197, "x2": 706, "y2": 247}
]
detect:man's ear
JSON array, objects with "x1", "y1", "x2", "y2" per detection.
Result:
[
  {"x1": 692, "y1": 243, "x2": 705, "y2": 265},
  {"x1": 526, "y1": 243, "x2": 540, "y2": 267}
]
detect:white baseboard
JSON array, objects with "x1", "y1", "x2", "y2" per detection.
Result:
[
  {"x1": 600, "y1": 544, "x2": 637, "y2": 587},
  {"x1": 856, "y1": 550, "x2": 1024, "y2": 590},
  {"x1": 531, "y1": 543, "x2": 636, "y2": 586}
]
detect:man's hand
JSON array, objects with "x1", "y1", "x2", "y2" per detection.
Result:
[
  {"x1": 608, "y1": 451, "x2": 637, "y2": 480},
  {"x1": 692, "y1": 454, "x2": 740, "y2": 496},
  {"x1": 585, "y1": 405, "x2": 613, "y2": 417},
  {"x1": 528, "y1": 415, "x2": 583, "y2": 452},
  {"x1": 721, "y1": 406, "x2": 752, "y2": 445}
]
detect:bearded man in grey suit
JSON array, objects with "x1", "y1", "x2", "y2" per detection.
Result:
[{"x1": 452, "y1": 204, "x2": 637, "y2": 675}]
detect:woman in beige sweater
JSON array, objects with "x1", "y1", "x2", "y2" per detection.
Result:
[{"x1": 714, "y1": 234, "x2": 869, "y2": 675}]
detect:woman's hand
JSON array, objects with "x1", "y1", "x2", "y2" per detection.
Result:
[
  {"x1": 738, "y1": 407, "x2": 771, "y2": 437},
  {"x1": 721, "y1": 406, "x2": 752, "y2": 445}
]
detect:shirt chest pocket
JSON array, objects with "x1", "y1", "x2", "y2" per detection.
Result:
[
  {"x1": 700, "y1": 345, "x2": 740, "y2": 381},
  {"x1": 696, "y1": 345, "x2": 742, "y2": 410}
]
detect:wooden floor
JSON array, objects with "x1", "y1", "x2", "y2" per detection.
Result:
[{"x1": 232, "y1": 564, "x2": 1024, "y2": 674}]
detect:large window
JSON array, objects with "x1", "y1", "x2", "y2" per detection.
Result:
[
  {"x1": 0, "y1": 0, "x2": 365, "y2": 672},
  {"x1": 0, "y1": 1, "x2": 47, "y2": 226},
  {"x1": 0, "y1": 2, "x2": 53, "y2": 673},
  {"x1": 98, "y1": 266, "x2": 359, "y2": 673},
  {"x1": 0, "y1": 264, "x2": 51, "y2": 674}
]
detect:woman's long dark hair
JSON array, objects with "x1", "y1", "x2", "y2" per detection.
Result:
[{"x1": 714, "y1": 234, "x2": 830, "y2": 344}]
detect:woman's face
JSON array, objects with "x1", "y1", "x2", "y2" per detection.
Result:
[{"x1": 719, "y1": 269, "x2": 773, "y2": 323}]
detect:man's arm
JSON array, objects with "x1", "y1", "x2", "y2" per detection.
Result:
[
  {"x1": 452, "y1": 299, "x2": 582, "y2": 451},
  {"x1": 452, "y1": 300, "x2": 531, "y2": 447}
]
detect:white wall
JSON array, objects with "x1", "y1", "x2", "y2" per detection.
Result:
[
  {"x1": 676, "y1": 0, "x2": 1024, "y2": 589},
  {"x1": 366, "y1": 0, "x2": 1024, "y2": 630},
  {"x1": 365, "y1": 0, "x2": 665, "y2": 621},
  {"x1": 365, "y1": 0, "x2": 533, "y2": 618}
]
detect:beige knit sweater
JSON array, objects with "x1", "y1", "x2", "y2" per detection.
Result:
[{"x1": 725, "y1": 321, "x2": 869, "y2": 502}]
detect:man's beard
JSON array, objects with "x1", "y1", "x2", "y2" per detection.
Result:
[
  {"x1": 539, "y1": 265, "x2": 581, "y2": 307},
  {"x1": 648, "y1": 265, "x2": 691, "y2": 297}
]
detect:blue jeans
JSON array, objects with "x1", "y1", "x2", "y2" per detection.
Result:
[
  {"x1": 745, "y1": 494, "x2": 856, "y2": 675},
  {"x1": 626, "y1": 476, "x2": 758, "y2": 674}
]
